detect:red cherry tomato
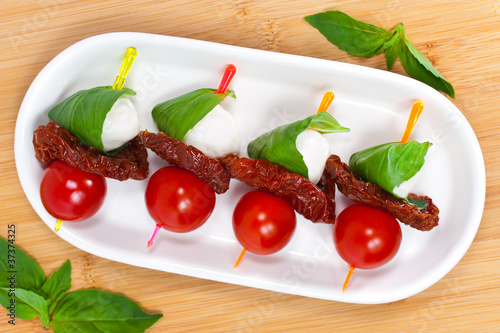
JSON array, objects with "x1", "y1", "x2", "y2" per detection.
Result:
[
  {"x1": 333, "y1": 204, "x2": 402, "y2": 270},
  {"x1": 40, "y1": 160, "x2": 107, "y2": 222},
  {"x1": 233, "y1": 191, "x2": 296, "y2": 255},
  {"x1": 145, "y1": 166, "x2": 216, "y2": 233}
]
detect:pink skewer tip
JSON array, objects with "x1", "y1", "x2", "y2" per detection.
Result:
[{"x1": 147, "y1": 224, "x2": 162, "y2": 249}]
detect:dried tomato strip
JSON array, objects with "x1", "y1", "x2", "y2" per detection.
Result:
[
  {"x1": 219, "y1": 154, "x2": 336, "y2": 224},
  {"x1": 33, "y1": 121, "x2": 149, "y2": 181},
  {"x1": 323, "y1": 154, "x2": 439, "y2": 231},
  {"x1": 139, "y1": 131, "x2": 230, "y2": 194}
]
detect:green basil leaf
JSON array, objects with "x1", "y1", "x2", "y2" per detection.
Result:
[
  {"x1": 0, "y1": 287, "x2": 50, "y2": 326},
  {"x1": 0, "y1": 287, "x2": 39, "y2": 320},
  {"x1": 305, "y1": 11, "x2": 393, "y2": 57},
  {"x1": 399, "y1": 37, "x2": 455, "y2": 98},
  {"x1": 41, "y1": 260, "x2": 71, "y2": 313},
  {"x1": 306, "y1": 10, "x2": 455, "y2": 98},
  {"x1": 384, "y1": 42, "x2": 400, "y2": 71},
  {"x1": 308, "y1": 111, "x2": 350, "y2": 134},
  {"x1": 0, "y1": 237, "x2": 46, "y2": 292},
  {"x1": 349, "y1": 141, "x2": 431, "y2": 198},
  {"x1": 248, "y1": 111, "x2": 349, "y2": 178},
  {"x1": 48, "y1": 86, "x2": 136, "y2": 153},
  {"x1": 384, "y1": 24, "x2": 404, "y2": 70},
  {"x1": 152, "y1": 88, "x2": 235, "y2": 141},
  {"x1": 52, "y1": 289, "x2": 163, "y2": 333},
  {"x1": 407, "y1": 196, "x2": 430, "y2": 209}
]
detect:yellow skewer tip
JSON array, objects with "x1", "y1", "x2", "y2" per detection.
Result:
[
  {"x1": 54, "y1": 219, "x2": 63, "y2": 232},
  {"x1": 112, "y1": 47, "x2": 138, "y2": 90}
]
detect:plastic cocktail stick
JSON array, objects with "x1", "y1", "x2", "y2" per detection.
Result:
[
  {"x1": 400, "y1": 101, "x2": 424, "y2": 143},
  {"x1": 112, "y1": 47, "x2": 137, "y2": 90},
  {"x1": 342, "y1": 264, "x2": 356, "y2": 292},
  {"x1": 147, "y1": 224, "x2": 162, "y2": 249},
  {"x1": 216, "y1": 64, "x2": 236, "y2": 94},
  {"x1": 316, "y1": 91, "x2": 335, "y2": 113},
  {"x1": 54, "y1": 219, "x2": 63, "y2": 232},
  {"x1": 234, "y1": 248, "x2": 247, "y2": 269}
]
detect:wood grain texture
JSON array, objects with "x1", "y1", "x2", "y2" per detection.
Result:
[{"x1": 1, "y1": 0, "x2": 499, "y2": 332}]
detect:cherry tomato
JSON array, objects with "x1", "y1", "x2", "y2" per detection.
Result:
[
  {"x1": 40, "y1": 160, "x2": 107, "y2": 222},
  {"x1": 333, "y1": 204, "x2": 402, "y2": 270},
  {"x1": 145, "y1": 166, "x2": 216, "y2": 233},
  {"x1": 233, "y1": 191, "x2": 296, "y2": 255}
]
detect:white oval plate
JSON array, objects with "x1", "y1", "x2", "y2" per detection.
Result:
[{"x1": 15, "y1": 32, "x2": 485, "y2": 304}]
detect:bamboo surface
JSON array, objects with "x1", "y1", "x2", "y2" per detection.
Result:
[{"x1": 1, "y1": 0, "x2": 499, "y2": 332}]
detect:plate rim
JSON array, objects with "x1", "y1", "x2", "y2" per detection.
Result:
[{"x1": 14, "y1": 31, "x2": 486, "y2": 304}]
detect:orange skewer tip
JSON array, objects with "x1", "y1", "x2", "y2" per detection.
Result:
[
  {"x1": 234, "y1": 248, "x2": 247, "y2": 269},
  {"x1": 342, "y1": 265, "x2": 356, "y2": 292},
  {"x1": 400, "y1": 100, "x2": 424, "y2": 143},
  {"x1": 316, "y1": 91, "x2": 335, "y2": 114}
]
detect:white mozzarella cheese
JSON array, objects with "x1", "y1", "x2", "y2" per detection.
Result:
[
  {"x1": 392, "y1": 172, "x2": 421, "y2": 198},
  {"x1": 183, "y1": 104, "x2": 240, "y2": 158},
  {"x1": 101, "y1": 96, "x2": 140, "y2": 152},
  {"x1": 295, "y1": 129, "x2": 330, "y2": 184}
]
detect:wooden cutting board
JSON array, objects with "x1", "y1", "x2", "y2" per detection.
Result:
[{"x1": 1, "y1": 1, "x2": 499, "y2": 332}]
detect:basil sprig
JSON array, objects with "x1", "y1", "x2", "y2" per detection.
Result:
[
  {"x1": 248, "y1": 111, "x2": 349, "y2": 178},
  {"x1": 152, "y1": 88, "x2": 235, "y2": 141},
  {"x1": 48, "y1": 86, "x2": 136, "y2": 153},
  {"x1": 349, "y1": 141, "x2": 431, "y2": 208},
  {"x1": 304, "y1": 11, "x2": 455, "y2": 98},
  {"x1": 0, "y1": 237, "x2": 162, "y2": 332}
]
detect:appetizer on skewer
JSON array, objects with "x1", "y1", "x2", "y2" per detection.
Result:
[
  {"x1": 228, "y1": 93, "x2": 347, "y2": 267},
  {"x1": 33, "y1": 47, "x2": 147, "y2": 231},
  {"x1": 142, "y1": 65, "x2": 237, "y2": 248},
  {"x1": 329, "y1": 102, "x2": 437, "y2": 291}
]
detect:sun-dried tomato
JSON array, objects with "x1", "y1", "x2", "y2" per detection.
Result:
[
  {"x1": 139, "y1": 131, "x2": 230, "y2": 194},
  {"x1": 33, "y1": 121, "x2": 149, "y2": 181},
  {"x1": 219, "y1": 154, "x2": 336, "y2": 224},
  {"x1": 323, "y1": 154, "x2": 439, "y2": 231}
]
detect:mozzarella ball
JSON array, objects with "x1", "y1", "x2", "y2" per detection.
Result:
[
  {"x1": 295, "y1": 129, "x2": 330, "y2": 184},
  {"x1": 392, "y1": 172, "x2": 421, "y2": 198},
  {"x1": 183, "y1": 104, "x2": 240, "y2": 158},
  {"x1": 101, "y1": 96, "x2": 140, "y2": 152}
]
